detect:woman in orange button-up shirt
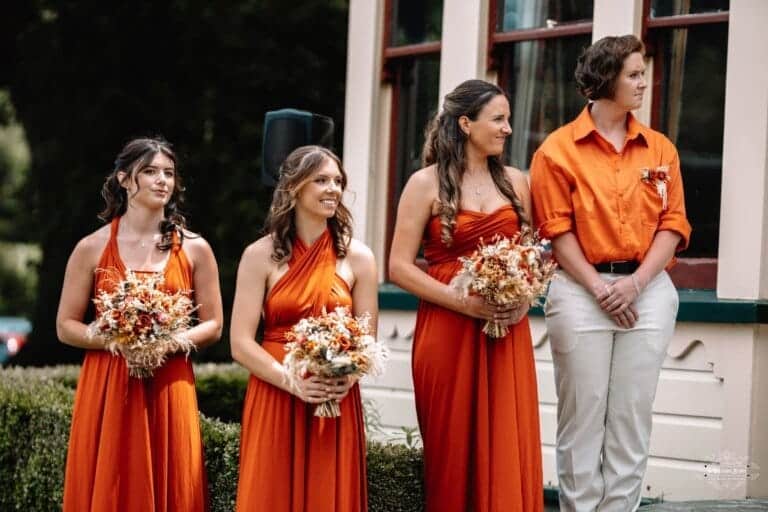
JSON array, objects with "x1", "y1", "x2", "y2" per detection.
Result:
[{"x1": 530, "y1": 35, "x2": 691, "y2": 512}]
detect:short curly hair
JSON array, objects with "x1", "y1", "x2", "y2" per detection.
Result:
[{"x1": 575, "y1": 35, "x2": 644, "y2": 101}]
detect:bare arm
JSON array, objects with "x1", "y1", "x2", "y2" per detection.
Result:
[
  {"x1": 330, "y1": 238, "x2": 380, "y2": 400},
  {"x1": 230, "y1": 239, "x2": 292, "y2": 391},
  {"x1": 229, "y1": 239, "x2": 330, "y2": 404},
  {"x1": 56, "y1": 235, "x2": 108, "y2": 349},
  {"x1": 388, "y1": 168, "x2": 494, "y2": 320},
  {"x1": 183, "y1": 236, "x2": 223, "y2": 348},
  {"x1": 348, "y1": 239, "x2": 379, "y2": 335}
]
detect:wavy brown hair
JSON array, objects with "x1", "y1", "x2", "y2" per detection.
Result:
[
  {"x1": 264, "y1": 145, "x2": 353, "y2": 263},
  {"x1": 422, "y1": 79, "x2": 528, "y2": 246},
  {"x1": 99, "y1": 137, "x2": 187, "y2": 251},
  {"x1": 575, "y1": 35, "x2": 644, "y2": 100}
]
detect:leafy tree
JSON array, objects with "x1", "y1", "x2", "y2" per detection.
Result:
[{"x1": 1, "y1": 0, "x2": 349, "y2": 364}]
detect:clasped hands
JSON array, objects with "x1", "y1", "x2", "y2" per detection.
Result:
[
  {"x1": 287, "y1": 373, "x2": 357, "y2": 405},
  {"x1": 463, "y1": 295, "x2": 529, "y2": 326},
  {"x1": 591, "y1": 275, "x2": 642, "y2": 328}
]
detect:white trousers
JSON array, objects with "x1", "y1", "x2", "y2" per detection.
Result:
[{"x1": 544, "y1": 270, "x2": 679, "y2": 512}]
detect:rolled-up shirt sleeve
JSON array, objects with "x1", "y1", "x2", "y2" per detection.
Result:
[
  {"x1": 658, "y1": 147, "x2": 692, "y2": 251},
  {"x1": 529, "y1": 149, "x2": 573, "y2": 240}
]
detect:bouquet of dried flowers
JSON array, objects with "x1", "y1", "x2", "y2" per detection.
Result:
[
  {"x1": 88, "y1": 270, "x2": 197, "y2": 378},
  {"x1": 283, "y1": 306, "x2": 388, "y2": 417},
  {"x1": 451, "y1": 229, "x2": 557, "y2": 338}
]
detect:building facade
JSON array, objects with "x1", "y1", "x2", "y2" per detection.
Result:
[{"x1": 343, "y1": 0, "x2": 768, "y2": 501}]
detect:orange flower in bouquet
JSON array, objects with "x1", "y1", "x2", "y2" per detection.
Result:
[
  {"x1": 88, "y1": 270, "x2": 198, "y2": 378},
  {"x1": 283, "y1": 306, "x2": 388, "y2": 417},
  {"x1": 451, "y1": 229, "x2": 557, "y2": 338}
]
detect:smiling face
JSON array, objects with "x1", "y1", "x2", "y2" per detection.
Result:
[
  {"x1": 119, "y1": 151, "x2": 176, "y2": 211},
  {"x1": 612, "y1": 51, "x2": 647, "y2": 111},
  {"x1": 294, "y1": 156, "x2": 344, "y2": 220},
  {"x1": 460, "y1": 94, "x2": 512, "y2": 157}
]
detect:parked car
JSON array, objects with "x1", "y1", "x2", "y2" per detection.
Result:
[{"x1": 0, "y1": 316, "x2": 32, "y2": 364}]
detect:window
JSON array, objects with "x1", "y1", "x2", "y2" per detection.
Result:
[
  {"x1": 383, "y1": 0, "x2": 443, "y2": 262},
  {"x1": 489, "y1": 0, "x2": 593, "y2": 170},
  {"x1": 645, "y1": 0, "x2": 729, "y2": 287}
]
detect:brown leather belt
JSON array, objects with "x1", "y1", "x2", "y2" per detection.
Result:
[{"x1": 593, "y1": 261, "x2": 639, "y2": 274}]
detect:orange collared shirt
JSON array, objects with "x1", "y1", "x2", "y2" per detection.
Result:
[{"x1": 530, "y1": 105, "x2": 691, "y2": 265}]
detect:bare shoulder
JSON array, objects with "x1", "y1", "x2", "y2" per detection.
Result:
[
  {"x1": 71, "y1": 224, "x2": 110, "y2": 266},
  {"x1": 407, "y1": 164, "x2": 439, "y2": 191},
  {"x1": 346, "y1": 238, "x2": 375, "y2": 265},
  {"x1": 504, "y1": 165, "x2": 528, "y2": 185},
  {"x1": 240, "y1": 235, "x2": 276, "y2": 268},
  {"x1": 181, "y1": 230, "x2": 214, "y2": 257}
]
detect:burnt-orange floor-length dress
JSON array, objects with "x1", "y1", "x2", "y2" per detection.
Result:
[
  {"x1": 413, "y1": 205, "x2": 544, "y2": 512},
  {"x1": 63, "y1": 217, "x2": 208, "y2": 512},
  {"x1": 235, "y1": 229, "x2": 368, "y2": 512}
]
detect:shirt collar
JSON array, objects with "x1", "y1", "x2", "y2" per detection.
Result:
[{"x1": 572, "y1": 104, "x2": 649, "y2": 146}]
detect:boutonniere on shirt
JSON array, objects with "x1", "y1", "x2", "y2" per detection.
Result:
[{"x1": 640, "y1": 165, "x2": 670, "y2": 211}]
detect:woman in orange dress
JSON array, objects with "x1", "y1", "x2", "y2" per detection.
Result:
[
  {"x1": 230, "y1": 145, "x2": 377, "y2": 511},
  {"x1": 389, "y1": 79, "x2": 543, "y2": 511},
  {"x1": 56, "y1": 137, "x2": 223, "y2": 512}
]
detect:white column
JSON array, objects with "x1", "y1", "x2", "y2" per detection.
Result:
[
  {"x1": 342, "y1": 0, "x2": 384, "y2": 248},
  {"x1": 592, "y1": 0, "x2": 643, "y2": 41},
  {"x1": 438, "y1": 0, "x2": 489, "y2": 102},
  {"x1": 717, "y1": 0, "x2": 768, "y2": 299}
]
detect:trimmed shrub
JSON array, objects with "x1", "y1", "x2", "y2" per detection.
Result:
[
  {"x1": 23, "y1": 362, "x2": 250, "y2": 423},
  {"x1": 201, "y1": 415, "x2": 241, "y2": 512},
  {"x1": 367, "y1": 442, "x2": 424, "y2": 512},
  {"x1": 194, "y1": 363, "x2": 249, "y2": 423},
  {"x1": 0, "y1": 365, "x2": 425, "y2": 511},
  {"x1": 0, "y1": 369, "x2": 72, "y2": 511}
]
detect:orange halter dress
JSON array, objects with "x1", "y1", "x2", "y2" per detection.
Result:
[
  {"x1": 235, "y1": 230, "x2": 368, "y2": 512},
  {"x1": 63, "y1": 217, "x2": 208, "y2": 512}
]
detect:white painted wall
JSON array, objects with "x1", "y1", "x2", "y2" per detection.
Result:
[
  {"x1": 342, "y1": 0, "x2": 384, "y2": 252},
  {"x1": 363, "y1": 312, "x2": 767, "y2": 500},
  {"x1": 717, "y1": 0, "x2": 768, "y2": 300}
]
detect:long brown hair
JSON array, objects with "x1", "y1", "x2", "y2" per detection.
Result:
[
  {"x1": 99, "y1": 137, "x2": 187, "y2": 251},
  {"x1": 422, "y1": 79, "x2": 527, "y2": 246},
  {"x1": 264, "y1": 145, "x2": 353, "y2": 263}
]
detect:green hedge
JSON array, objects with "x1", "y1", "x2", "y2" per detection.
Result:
[
  {"x1": 0, "y1": 365, "x2": 424, "y2": 511},
  {"x1": 21, "y1": 362, "x2": 250, "y2": 423}
]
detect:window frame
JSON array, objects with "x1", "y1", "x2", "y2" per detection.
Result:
[
  {"x1": 642, "y1": 0, "x2": 729, "y2": 289},
  {"x1": 382, "y1": 0, "x2": 442, "y2": 278}
]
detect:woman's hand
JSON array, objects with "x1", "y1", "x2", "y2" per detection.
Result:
[
  {"x1": 322, "y1": 375, "x2": 357, "y2": 403},
  {"x1": 598, "y1": 276, "x2": 640, "y2": 328},
  {"x1": 288, "y1": 374, "x2": 357, "y2": 404},
  {"x1": 289, "y1": 374, "x2": 335, "y2": 404},
  {"x1": 462, "y1": 297, "x2": 528, "y2": 326}
]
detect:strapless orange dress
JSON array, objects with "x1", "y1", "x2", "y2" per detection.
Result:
[
  {"x1": 412, "y1": 205, "x2": 543, "y2": 511},
  {"x1": 235, "y1": 230, "x2": 367, "y2": 511},
  {"x1": 63, "y1": 217, "x2": 208, "y2": 512}
]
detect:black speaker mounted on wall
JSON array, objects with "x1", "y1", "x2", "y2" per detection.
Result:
[{"x1": 261, "y1": 108, "x2": 335, "y2": 187}]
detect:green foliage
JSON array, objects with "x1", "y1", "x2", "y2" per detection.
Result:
[
  {"x1": 201, "y1": 415, "x2": 241, "y2": 512},
  {"x1": 0, "y1": 364, "x2": 426, "y2": 511},
  {"x1": 194, "y1": 363, "x2": 249, "y2": 423},
  {"x1": 366, "y1": 442, "x2": 425, "y2": 512},
  {"x1": 0, "y1": 369, "x2": 73, "y2": 511}
]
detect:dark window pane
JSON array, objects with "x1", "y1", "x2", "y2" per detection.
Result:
[
  {"x1": 500, "y1": 35, "x2": 591, "y2": 169},
  {"x1": 651, "y1": 0, "x2": 728, "y2": 17},
  {"x1": 391, "y1": 56, "x2": 441, "y2": 216},
  {"x1": 656, "y1": 23, "x2": 727, "y2": 257},
  {"x1": 391, "y1": 0, "x2": 444, "y2": 46},
  {"x1": 497, "y1": 0, "x2": 593, "y2": 32}
]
